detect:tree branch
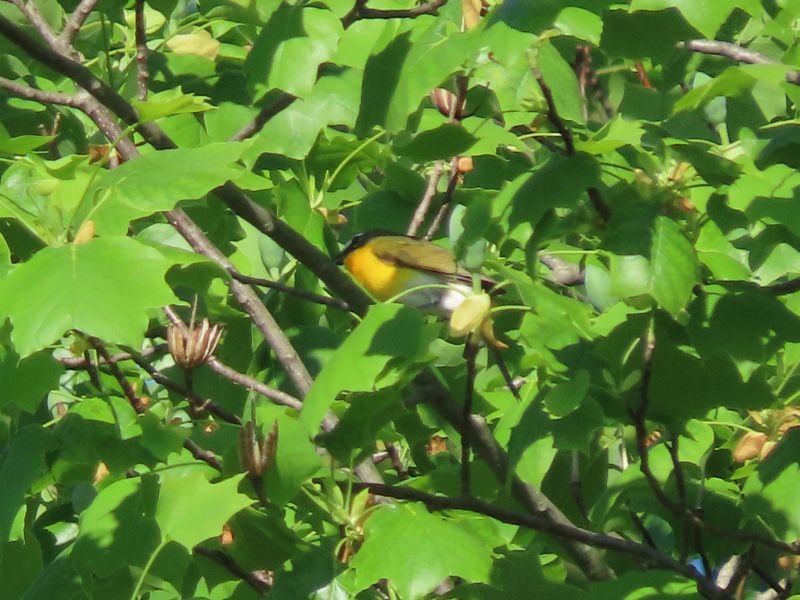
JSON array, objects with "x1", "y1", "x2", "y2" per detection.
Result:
[
  {"x1": 194, "y1": 547, "x2": 270, "y2": 594},
  {"x1": 134, "y1": 0, "x2": 148, "y2": 101},
  {"x1": 206, "y1": 357, "x2": 303, "y2": 412},
  {"x1": 0, "y1": 14, "x2": 373, "y2": 316},
  {"x1": 407, "y1": 160, "x2": 444, "y2": 236},
  {"x1": 231, "y1": 93, "x2": 297, "y2": 142},
  {"x1": 183, "y1": 438, "x2": 223, "y2": 471},
  {"x1": 228, "y1": 270, "x2": 350, "y2": 311},
  {"x1": 533, "y1": 69, "x2": 610, "y2": 221},
  {"x1": 678, "y1": 39, "x2": 800, "y2": 86},
  {"x1": 57, "y1": 0, "x2": 98, "y2": 46},
  {"x1": 342, "y1": 0, "x2": 448, "y2": 28},
  {"x1": 88, "y1": 337, "x2": 145, "y2": 411},
  {"x1": 410, "y1": 369, "x2": 614, "y2": 581},
  {"x1": 0, "y1": 76, "x2": 80, "y2": 107},
  {"x1": 356, "y1": 482, "x2": 728, "y2": 599}
]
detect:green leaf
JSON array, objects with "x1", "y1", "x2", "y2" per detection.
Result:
[
  {"x1": 587, "y1": 569, "x2": 698, "y2": 598},
  {"x1": 648, "y1": 341, "x2": 774, "y2": 423},
  {"x1": 394, "y1": 124, "x2": 477, "y2": 162},
  {"x1": 245, "y1": 4, "x2": 343, "y2": 98},
  {"x1": 155, "y1": 471, "x2": 252, "y2": 549},
  {"x1": 575, "y1": 116, "x2": 644, "y2": 155},
  {"x1": 544, "y1": 370, "x2": 590, "y2": 417},
  {"x1": 674, "y1": 65, "x2": 788, "y2": 114},
  {"x1": 350, "y1": 503, "x2": 493, "y2": 599},
  {"x1": 72, "y1": 477, "x2": 159, "y2": 578},
  {"x1": 504, "y1": 153, "x2": 601, "y2": 230},
  {"x1": 742, "y1": 428, "x2": 800, "y2": 541},
  {"x1": 0, "y1": 426, "x2": 49, "y2": 545},
  {"x1": 0, "y1": 349, "x2": 64, "y2": 412},
  {"x1": 0, "y1": 237, "x2": 178, "y2": 356},
  {"x1": 300, "y1": 304, "x2": 426, "y2": 433},
  {"x1": 609, "y1": 216, "x2": 700, "y2": 319},
  {"x1": 631, "y1": 0, "x2": 757, "y2": 38},
  {"x1": 91, "y1": 143, "x2": 246, "y2": 234},
  {"x1": 601, "y1": 9, "x2": 697, "y2": 61},
  {"x1": 132, "y1": 89, "x2": 213, "y2": 122},
  {"x1": 554, "y1": 7, "x2": 603, "y2": 45},
  {"x1": 538, "y1": 41, "x2": 584, "y2": 124}
]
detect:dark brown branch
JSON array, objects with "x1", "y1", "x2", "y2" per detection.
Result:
[
  {"x1": 134, "y1": 0, "x2": 148, "y2": 101},
  {"x1": 194, "y1": 547, "x2": 270, "y2": 595},
  {"x1": 124, "y1": 347, "x2": 243, "y2": 425},
  {"x1": 88, "y1": 337, "x2": 145, "y2": 411},
  {"x1": 183, "y1": 438, "x2": 223, "y2": 471},
  {"x1": 82, "y1": 350, "x2": 103, "y2": 391},
  {"x1": 58, "y1": 0, "x2": 98, "y2": 46},
  {"x1": 61, "y1": 344, "x2": 167, "y2": 369},
  {"x1": 356, "y1": 482, "x2": 728, "y2": 599},
  {"x1": 231, "y1": 93, "x2": 297, "y2": 141},
  {"x1": 229, "y1": 271, "x2": 350, "y2": 311},
  {"x1": 767, "y1": 277, "x2": 800, "y2": 296},
  {"x1": 678, "y1": 39, "x2": 800, "y2": 86},
  {"x1": 534, "y1": 69, "x2": 610, "y2": 222},
  {"x1": 342, "y1": 0, "x2": 447, "y2": 28}
]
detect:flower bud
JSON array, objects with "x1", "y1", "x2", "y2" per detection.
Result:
[{"x1": 167, "y1": 318, "x2": 223, "y2": 369}]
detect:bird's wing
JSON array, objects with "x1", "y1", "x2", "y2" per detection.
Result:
[{"x1": 370, "y1": 236, "x2": 497, "y2": 291}]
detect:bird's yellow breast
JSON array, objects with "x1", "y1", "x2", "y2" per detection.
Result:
[{"x1": 343, "y1": 244, "x2": 417, "y2": 301}]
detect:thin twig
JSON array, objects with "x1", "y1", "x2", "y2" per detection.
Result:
[
  {"x1": 752, "y1": 563, "x2": 788, "y2": 597},
  {"x1": 628, "y1": 510, "x2": 658, "y2": 549},
  {"x1": 678, "y1": 39, "x2": 800, "y2": 86},
  {"x1": 231, "y1": 93, "x2": 297, "y2": 141},
  {"x1": 134, "y1": 0, "x2": 148, "y2": 101},
  {"x1": 9, "y1": 0, "x2": 62, "y2": 52},
  {"x1": 58, "y1": 0, "x2": 99, "y2": 46},
  {"x1": 461, "y1": 337, "x2": 478, "y2": 497},
  {"x1": 194, "y1": 547, "x2": 271, "y2": 595},
  {"x1": 88, "y1": 337, "x2": 144, "y2": 411},
  {"x1": 229, "y1": 271, "x2": 350, "y2": 311},
  {"x1": 183, "y1": 438, "x2": 223, "y2": 471},
  {"x1": 207, "y1": 357, "x2": 303, "y2": 411},
  {"x1": 61, "y1": 344, "x2": 168, "y2": 368},
  {"x1": 82, "y1": 350, "x2": 103, "y2": 391},
  {"x1": 423, "y1": 156, "x2": 461, "y2": 240},
  {"x1": 407, "y1": 160, "x2": 444, "y2": 236},
  {"x1": 356, "y1": 482, "x2": 729, "y2": 599},
  {"x1": 0, "y1": 76, "x2": 80, "y2": 106},
  {"x1": 342, "y1": 0, "x2": 448, "y2": 27},
  {"x1": 125, "y1": 347, "x2": 243, "y2": 425},
  {"x1": 767, "y1": 278, "x2": 800, "y2": 296},
  {"x1": 534, "y1": 69, "x2": 610, "y2": 221},
  {"x1": 634, "y1": 62, "x2": 653, "y2": 88}
]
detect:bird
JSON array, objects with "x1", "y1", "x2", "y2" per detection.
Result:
[{"x1": 334, "y1": 230, "x2": 498, "y2": 316}]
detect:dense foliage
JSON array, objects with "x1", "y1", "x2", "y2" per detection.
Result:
[{"x1": 2, "y1": 0, "x2": 800, "y2": 598}]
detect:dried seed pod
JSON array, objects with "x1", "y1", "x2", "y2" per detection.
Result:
[
  {"x1": 167, "y1": 318, "x2": 223, "y2": 368},
  {"x1": 238, "y1": 419, "x2": 279, "y2": 477}
]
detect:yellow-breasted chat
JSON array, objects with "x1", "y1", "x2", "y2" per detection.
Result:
[{"x1": 335, "y1": 230, "x2": 505, "y2": 346}]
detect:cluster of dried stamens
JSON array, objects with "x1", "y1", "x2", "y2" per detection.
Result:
[{"x1": 166, "y1": 318, "x2": 223, "y2": 369}]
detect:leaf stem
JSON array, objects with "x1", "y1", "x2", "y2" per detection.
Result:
[{"x1": 131, "y1": 538, "x2": 168, "y2": 600}]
